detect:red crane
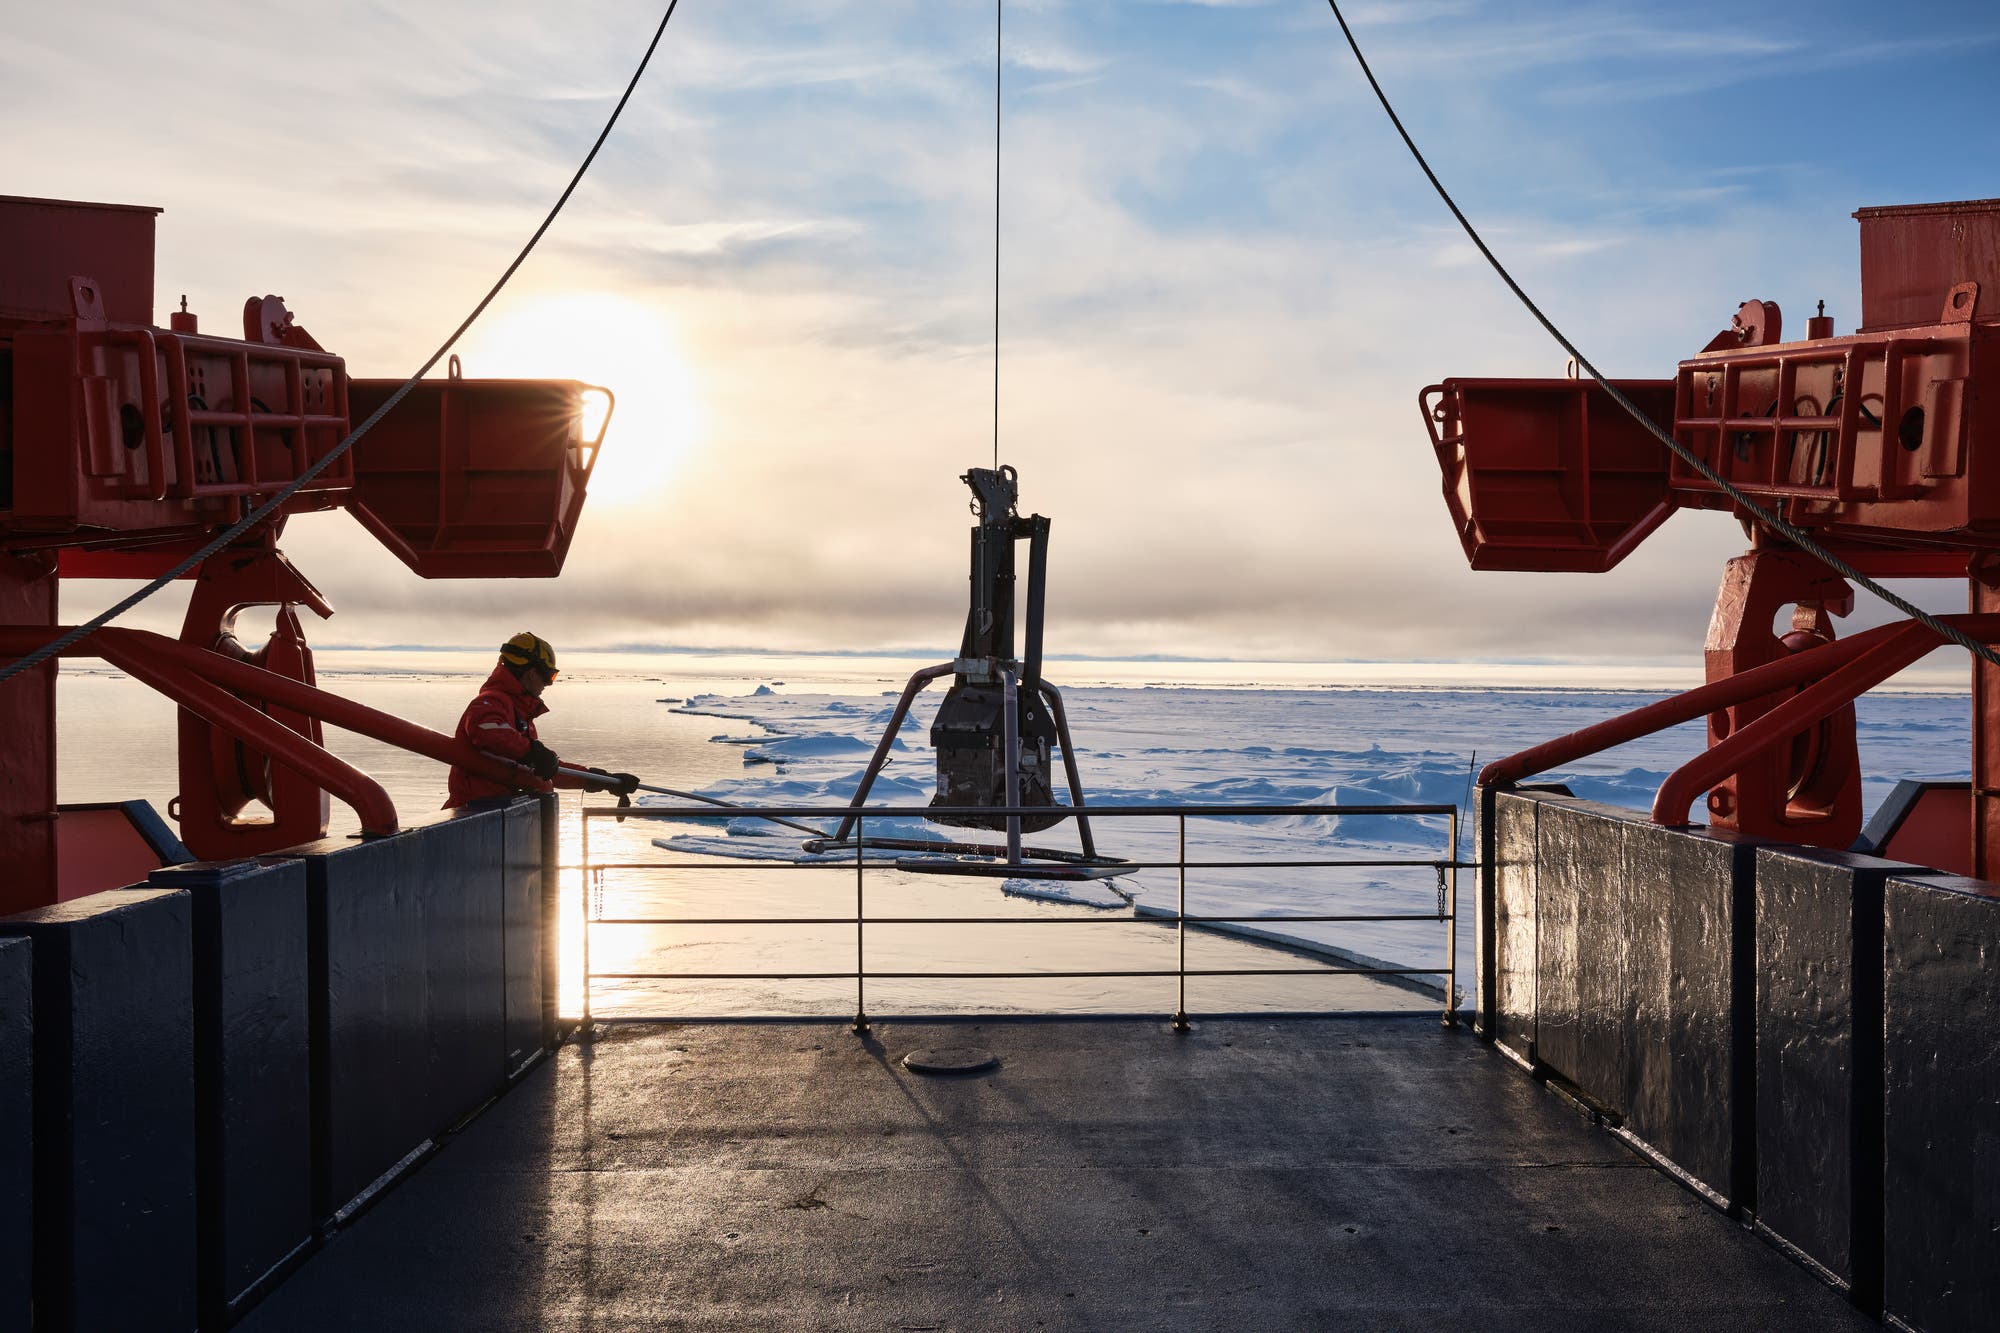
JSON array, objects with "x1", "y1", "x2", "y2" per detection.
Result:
[
  {"x1": 0, "y1": 194, "x2": 611, "y2": 911},
  {"x1": 1424, "y1": 198, "x2": 2000, "y2": 877}
]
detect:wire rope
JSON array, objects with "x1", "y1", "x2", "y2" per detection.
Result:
[
  {"x1": 0, "y1": 0, "x2": 684, "y2": 687},
  {"x1": 1320, "y1": 0, "x2": 1997, "y2": 667},
  {"x1": 993, "y1": 0, "x2": 1003, "y2": 471}
]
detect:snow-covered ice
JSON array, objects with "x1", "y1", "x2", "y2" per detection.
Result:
[{"x1": 647, "y1": 681, "x2": 1970, "y2": 990}]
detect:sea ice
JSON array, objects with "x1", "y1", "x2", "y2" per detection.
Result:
[{"x1": 647, "y1": 682, "x2": 1969, "y2": 992}]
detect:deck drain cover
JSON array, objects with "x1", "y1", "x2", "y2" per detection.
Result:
[{"x1": 903, "y1": 1047, "x2": 998, "y2": 1075}]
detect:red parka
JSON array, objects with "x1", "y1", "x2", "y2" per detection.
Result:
[{"x1": 445, "y1": 665, "x2": 584, "y2": 808}]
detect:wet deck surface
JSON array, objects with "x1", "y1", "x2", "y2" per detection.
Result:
[{"x1": 243, "y1": 1017, "x2": 1869, "y2": 1331}]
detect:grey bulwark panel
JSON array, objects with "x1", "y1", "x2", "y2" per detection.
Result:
[
  {"x1": 1882, "y1": 873, "x2": 2000, "y2": 1333},
  {"x1": 501, "y1": 796, "x2": 546, "y2": 1069},
  {"x1": 304, "y1": 829, "x2": 426, "y2": 1222},
  {"x1": 1622, "y1": 820, "x2": 1763, "y2": 1207},
  {"x1": 1483, "y1": 789, "x2": 1541, "y2": 1061},
  {"x1": 148, "y1": 855, "x2": 312, "y2": 1324},
  {"x1": 0, "y1": 889, "x2": 196, "y2": 1333},
  {"x1": 1485, "y1": 788, "x2": 1758, "y2": 1210},
  {"x1": 301, "y1": 807, "x2": 511, "y2": 1222},
  {"x1": 1755, "y1": 845, "x2": 1916, "y2": 1310},
  {"x1": 0, "y1": 937, "x2": 30, "y2": 1333},
  {"x1": 1532, "y1": 796, "x2": 1643, "y2": 1112},
  {"x1": 419, "y1": 807, "x2": 508, "y2": 1135},
  {"x1": 537, "y1": 791, "x2": 560, "y2": 1044}
]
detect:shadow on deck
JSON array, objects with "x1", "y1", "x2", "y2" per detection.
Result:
[{"x1": 240, "y1": 1017, "x2": 1867, "y2": 1331}]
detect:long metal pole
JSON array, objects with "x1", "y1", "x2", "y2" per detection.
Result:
[
  {"x1": 853, "y1": 812, "x2": 869, "y2": 1034},
  {"x1": 612, "y1": 777, "x2": 822, "y2": 839},
  {"x1": 1173, "y1": 814, "x2": 1189, "y2": 1032}
]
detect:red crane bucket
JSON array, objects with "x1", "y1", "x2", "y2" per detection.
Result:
[
  {"x1": 1420, "y1": 377, "x2": 1677, "y2": 572},
  {"x1": 345, "y1": 371, "x2": 611, "y2": 578}
]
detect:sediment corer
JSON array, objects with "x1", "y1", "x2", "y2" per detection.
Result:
[
  {"x1": 818, "y1": 463, "x2": 1118, "y2": 877},
  {"x1": 930, "y1": 465, "x2": 1063, "y2": 833}
]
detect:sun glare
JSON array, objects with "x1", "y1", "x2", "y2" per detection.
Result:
[{"x1": 460, "y1": 292, "x2": 704, "y2": 501}]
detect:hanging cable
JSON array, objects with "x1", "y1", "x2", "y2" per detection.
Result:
[
  {"x1": 993, "y1": 0, "x2": 1003, "y2": 471},
  {"x1": 1320, "y1": 0, "x2": 1997, "y2": 668},
  {"x1": 0, "y1": 0, "x2": 683, "y2": 688}
]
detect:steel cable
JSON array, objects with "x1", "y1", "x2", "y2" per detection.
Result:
[
  {"x1": 993, "y1": 0, "x2": 1003, "y2": 471},
  {"x1": 0, "y1": 0, "x2": 683, "y2": 687},
  {"x1": 1320, "y1": 0, "x2": 1997, "y2": 668}
]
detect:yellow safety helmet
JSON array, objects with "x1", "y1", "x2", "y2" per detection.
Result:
[{"x1": 499, "y1": 631, "x2": 559, "y2": 677}]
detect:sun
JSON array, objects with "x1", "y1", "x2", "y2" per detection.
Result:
[{"x1": 458, "y1": 291, "x2": 704, "y2": 501}]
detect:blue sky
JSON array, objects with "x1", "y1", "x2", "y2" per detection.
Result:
[{"x1": 6, "y1": 0, "x2": 1999, "y2": 664}]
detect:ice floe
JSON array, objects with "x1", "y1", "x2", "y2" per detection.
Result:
[{"x1": 643, "y1": 682, "x2": 1968, "y2": 985}]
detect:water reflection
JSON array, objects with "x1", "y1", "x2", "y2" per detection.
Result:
[{"x1": 560, "y1": 801, "x2": 1437, "y2": 1022}]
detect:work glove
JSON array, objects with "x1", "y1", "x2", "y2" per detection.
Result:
[
  {"x1": 583, "y1": 766, "x2": 639, "y2": 822},
  {"x1": 582, "y1": 767, "x2": 641, "y2": 797},
  {"x1": 523, "y1": 740, "x2": 560, "y2": 781}
]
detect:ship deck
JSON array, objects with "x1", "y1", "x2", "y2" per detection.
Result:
[{"x1": 241, "y1": 1016, "x2": 1868, "y2": 1331}]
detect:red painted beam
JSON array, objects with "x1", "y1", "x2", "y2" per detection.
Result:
[
  {"x1": 1484, "y1": 613, "x2": 2000, "y2": 802},
  {"x1": 95, "y1": 629, "x2": 544, "y2": 790},
  {"x1": 1651, "y1": 621, "x2": 1942, "y2": 826},
  {"x1": 0, "y1": 627, "x2": 558, "y2": 843},
  {"x1": 92, "y1": 638, "x2": 400, "y2": 837},
  {"x1": 1480, "y1": 619, "x2": 1911, "y2": 787}
]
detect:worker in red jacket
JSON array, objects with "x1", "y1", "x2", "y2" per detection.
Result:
[{"x1": 445, "y1": 631, "x2": 639, "y2": 809}]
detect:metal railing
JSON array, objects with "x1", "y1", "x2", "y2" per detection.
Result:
[{"x1": 576, "y1": 802, "x2": 1462, "y2": 1031}]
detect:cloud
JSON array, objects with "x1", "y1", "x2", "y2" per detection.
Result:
[
  {"x1": 10, "y1": 0, "x2": 1998, "y2": 671},
  {"x1": 1345, "y1": 1, "x2": 1483, "y2": 24},
  {"x1": 1542, "y1": 28, "x2": 2000, "y2": 104},
  {"x1": 1007, "y1": 40, "x2": 1108, "y2": 77}
]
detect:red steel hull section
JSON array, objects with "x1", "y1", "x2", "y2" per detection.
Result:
[
  {"x1": 348, "y1": 376, "x2": 607, "y2": 578},
  {"x1": 1436, "y1": 198, "x2": 2000, "y2": 871},
  {"x1": 0, "y1": 194, "x2": 610, "y2": 907},
  {"x1": 1421, "y1": 378, "x2": 1678, "y2": 572}
]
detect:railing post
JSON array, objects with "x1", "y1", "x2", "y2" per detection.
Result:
[
  {"x1": 546, "y1": 800, "x2": 1466, "y2": 1027},
  {"x1": 1443, "y1": 812, "x2": 1459, "y2": 1029},
  {"x1": 1001, "y1": 672, "x2": 1022, "y2": 863},
  {"x1": 852, "y1": 812, "x2": 869, "y2": 1034},
  {"x1": 1173, "y1": 813, "x2": 1189, "y2": 1032},
  {"x1": 1477, "y1": 786, "x2": 1498, "y2": 1039},
  {"x1": 580, "y1": 802, "x2": 592, "y2": 1030}
]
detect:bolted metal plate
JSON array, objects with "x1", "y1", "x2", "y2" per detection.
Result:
[{"x1": 902, "y1": 1047, "x2": 998, "y2": 1076}]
